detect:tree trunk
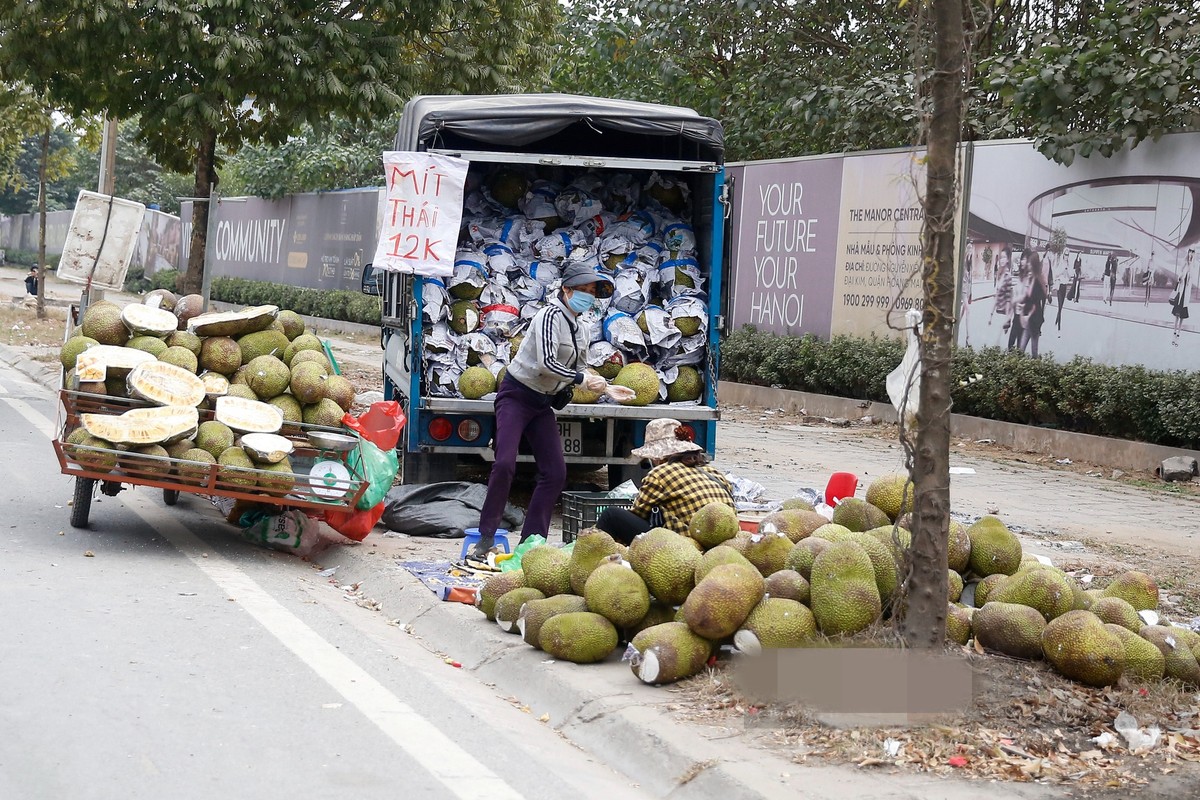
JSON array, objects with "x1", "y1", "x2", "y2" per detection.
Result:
[
  {"x1": 36, "y1": 125, "x2": 49, "y2": 321},
  {"x1": 904, "y1": 0, "x2": 965, "y2": 649},
  {"x1": 180, "y1": 129, "x2": 217, "y2": 296}
]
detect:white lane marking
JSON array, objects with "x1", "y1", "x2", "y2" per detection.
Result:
[
  {"x1": 3, "y1": 396, "x2": 57, "y2": 439},
  {"x1": 12, "y1": 393, "x2": 523, "y2": 800}
]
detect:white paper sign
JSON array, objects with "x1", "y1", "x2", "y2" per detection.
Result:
[{"x1": 372, "y1": 151, "x2": 468, "y2": 276}]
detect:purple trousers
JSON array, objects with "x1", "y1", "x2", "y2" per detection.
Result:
[{"x1": 479, "y1": 375, "x2": 567, "y2": 542}]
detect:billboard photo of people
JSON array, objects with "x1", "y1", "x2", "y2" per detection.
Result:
[{"x1": 958, "y1": 134, "x2": 1200, "y2": 371}]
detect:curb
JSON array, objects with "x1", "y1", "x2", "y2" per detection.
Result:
[{"x1": 0, "y1": 342, "x2": 62, "y2": 390}]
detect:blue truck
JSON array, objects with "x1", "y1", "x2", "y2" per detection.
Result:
[{"x1": 366, "y1": 94, "x2": 728, "y2": 487}]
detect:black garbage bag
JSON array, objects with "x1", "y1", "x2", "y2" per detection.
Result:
[{"x1": 380, "y1": 482, "x2": 525, "y2": 539}]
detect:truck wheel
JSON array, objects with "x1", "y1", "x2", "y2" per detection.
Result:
[
  {"x1": 609, "y1": 462, "x2": 649, "y2": 490},
  {"x1": 71, "y1": 477, "x2": 95, "y2": 529},
  {"x1": 404, "y1": 452, "x2": 458, "y2": 484},
  {"x1": 163, "y1": 488, "x2": 179, "y2": 506}
]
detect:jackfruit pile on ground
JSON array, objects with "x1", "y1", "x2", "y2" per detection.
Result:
[
  {"x1": 475, "y1": 471, "x2": 1196, "y2": 691},
  {"x1": 59, "y1": 293, "x2": 358, "y2": 494},
  {"x1": 429, "y1": 164, "x2": 709, "y2": 407}
]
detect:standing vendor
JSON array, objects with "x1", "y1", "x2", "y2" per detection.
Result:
[
  {"x1": 596, "y1": 418, "x2": 736, "y2": 544},
  {"x1": 472, "y1": 262, "x2": 614, "y2": 559}
]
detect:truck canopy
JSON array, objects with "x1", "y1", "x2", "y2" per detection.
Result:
[{"x1": 395, "y1": 93, "x2": 724, "y2": 164}]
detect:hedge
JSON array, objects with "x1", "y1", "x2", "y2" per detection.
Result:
[
  {"x1": 137, "y1": 271, "x2": 382, "y2": 326},
  {"x1": 722, "y1": 325, "x2": 1199, "y2": 450},
  {"x1": 2, "y1": 249, "x2": 50, "y2": 267}
]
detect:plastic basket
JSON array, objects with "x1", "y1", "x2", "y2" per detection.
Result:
[{"x1": 560, "y1": 491, "x2": 633, "y2": 543}]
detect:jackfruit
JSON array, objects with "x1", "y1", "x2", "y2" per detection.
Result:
[
  {"x1": 972, "y1": 602, "x2": 1046, "y2": 660},
  {"x1": 60, "y1": 336, "x2": 99, "y2": 370},
  {"x1": 582, "y1": 557, "x2": 651, "y2": 628},
  {"x1": 628, "y1": 622, "x2": 712, "y2": 685},
  {"x1": 947, "y1": 521, "x2": 972, "y2": 573},
  {"x1": 323, "y1": 375, "x2": 356, "y2": 412},
  {"x1": 966, "y1": 516, "x2": 1022, "y2": 577},
  {"x1": 177, "y1": 448, "x2": 216, "y2": 480},
  {"x1": 763, "y1": 569, "x2": 810, "y2": 605},
  {"x1": 302, "y1": 399, "x2": 344, "y2": 428},
  {"x1": 167, "y1": 330, "x2": 203, "y2": 356},
  {"x1": 127, "y1": 335, "x2": 169, "y2": 358},
  {"x1": 517, "y1": 594, "x2": 588, "y2": 648},
  {"x1": 290, "y1": 361, "x2": 328, "y2": 404},
  {"x1": 81, "y1": 405, "x2": 198, "y2": 446},
  {"x1": 283, "y1": 334, "x2": 324, "y2": 366},
  {"x1": 734, "y1": 598, "x2": 817, "y2": 654},
  {"x1": 688, "y1": 502, "x2": 739, "y2": 549},
  {"x1": 238, "y1": 330, "x2": 290, "y2": 364},
  {"x1": 199, "y1": 336, "x2": 243, "y2": 375},
  {"x1": 693, "y1": 545, "x2": 755, "y2": 583},
  {"x1": 628, "y1": 528, "x2": 702, "y2": 605},
  {"x1": 448, "y1": 300, "x2": 481, "y2": 335},
  {"x1": 119, "y1": 444, "x2": 172, "y2": 476},
  {"x1": 244, "y1": 355, "x2": 291, "y2": 400},
  {"x1": 1104, "y1": 624, "x2": 1165, "y2": 682},
  {"x1": 217, "y1": 395, "x2": 285, "y2": 434},
  {"x1": 594, "y1": 349, "x2": 624, "y2": 380},
  {"x1": 681, "y1": 563, "x2": 765, "y2": 640},
  {"x1": 1099, "y1": 571, "x2": 1159, "y2": 611},
  {"x1": 538, "y1": 612, "x2": 619, "y2": 663},
  {"x1": 568, "y1": 528, "x2": 622, "y2": 594},
  {"x1": 267, "y1": 394, "x2": 303, "y2": 423},
  {"x1": 627, "y1": 602, "x2": 678, "y2": 639},
  {"x1": 758, "y1": 509, "x2": 827, "y2": 544},
  {"x1": 971, "y1": 573, "x2": 1008, "y2": 607},
  {"x1": 173, "y1": 294, "x2": 205, "y2": 331},
  {"x1": 780, "y1": 498, "x2": 815, "y2": 512},
  {"x1": 164, "y1": 437, "x2": 194, "y2": 460},
  {"x1": 522, "y1": 545, "x2": 572, "y2": 597},
  {"x1": 277, "y1": 310, "x2": 306, "y2": 340},
  {"x1": 666, "y1": 366, "x2": 703, "y2": 403},
  {"x1": 80, "y1": 301, "x2": 129, "y2": 345},
  {"x1": 158, "y1": 345, "x2": 199, "y2": 374},
  {"x1": 613, "y1": 362, "x2": 660, "y2": 407},
  {"x1": 946, "y1": 604, "x2": 973, "y2": 645},
  {"x1": 459, "y1": 366, "x2": 496, "y2": 400},
  {"x1": 122, "y1": 303, "x2": 178, "y2": 337},
  {"x1": 948, "y1": 570, "x2": 964, "y2": 603},
  {"x1": 830, "y1": 498, "x2": 891, "y2": 533},
  {"x1": 67, "y1": 436, "x2": 118, "y2": 472},
  {"x1": 217, "y1": 446, "x2": 258, "y2": 487},
  {"x1": 863, "y1": 473, "x2": 914, "y2": 521},
  {"x1": 494, "y1": 587, "x2": 545, "y2": 633},
  {"x1": 570, "y1": 368, "x2": 604, "y2": 404},
  {"x1": 195, "y1": 420, "x2": 236, "y2": 458},
  {"x1": 289, "y1": 349, "x2": 331, "y2": 374},
  {"x1": 866, "y1": 524, "x2": 912, "y2": 562},
  {"x1": 188, "y1": 305, "x2": 278, "y2": 338},
  {"x1": 1138, "y1": 625, "x2": 1200, "y2": 686},
  {"x1": 143, "y1": 288, "x2": 177, "y2": 312},
  {"x1": 809, "y1": 540, "x2": 883, "y2": 635},
  {"x1": 1090, "y1": 596, "x2": 1142, "y2": 632},
  {"x1": 1041, "y1": 610, "x2": 1124, "y2": 687},
  {"x1": 226, "y1": 384, "x2": 258, "y2": 401},
  {"x1": 743, "y1": 531, "x2": 794, "y2": 577},
  {"x1": 476, "y1": 570, "x2": 527, "y2": 621},
  {"x1": 127, "y1": 361, "x2": 206, "y2": 407},
  {"x1": 989, "y1": 567, "x2": 1075, "y2": 621},
  {"x1": 672, "y1": 314, "x2": 703, "y2": 337},
  {"x1": 784, "y1": 537, "x2": 831, "y2": 580},
  {"x1": 256, "y1": 458, "x2": 295, "y2": 494},
  {"x1": 814, "y1": 528, "x2": 899, "y2": 606}
]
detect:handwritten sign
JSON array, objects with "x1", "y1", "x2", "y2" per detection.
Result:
[{"x1": 372, "y1": 152, "x2": 468, "y2": 276}]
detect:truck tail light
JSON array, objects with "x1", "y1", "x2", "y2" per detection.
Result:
[
  {"x1": 457, "y1": 419, "x2": 481, "y2": 442},
  {"x1": 429, "y1": 416, "x2": 453, "y2": 442}
]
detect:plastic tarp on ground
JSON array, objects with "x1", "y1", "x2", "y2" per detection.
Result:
[
  {"x1": 395, "y1": 93, "x2": 725, "y2": 163},
  {"x1": 381, "y1": 482, "x2": 525, "y2": 539}
]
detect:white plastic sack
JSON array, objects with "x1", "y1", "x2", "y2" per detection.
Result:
[{"x1": 886, "y1": 308, "x2": 922, "y2": 426}]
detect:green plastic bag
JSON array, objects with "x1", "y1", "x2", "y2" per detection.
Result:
[
  {"x1": 346, "y1": 436, "x2": 399, "y2": 510},
  {"x1": 500, "y1": 534, "x2": 547, "y2": 572}
]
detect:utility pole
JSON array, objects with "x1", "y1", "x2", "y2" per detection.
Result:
[{"x1": 84, "y1": 115, "x2": 120, "y2": 309}]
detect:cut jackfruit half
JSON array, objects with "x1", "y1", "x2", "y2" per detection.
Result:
[
  {"x1": 121, "y1": 303, "x2": 179, "y2": 337},
  {"x1": 74, "y1": 345, "x2": 157, "y2": 382},
  {"x1": 127, "y1": 361, "x2": 206, "y2": 407},
  {"x1": 81, "y1": 405, "x2": 199, "y2": 445},
  {"x1": 215, "y1": 395, "x2": 285, "y2": 433}
]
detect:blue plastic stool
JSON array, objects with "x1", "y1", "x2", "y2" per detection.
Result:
[{"x1": 460, "y1": 528, "x2": 511, "y2": 560}]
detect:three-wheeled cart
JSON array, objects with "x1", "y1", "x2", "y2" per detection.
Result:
[{"x1": 54, "y1": 389, "x2": 370, "y2": 529}]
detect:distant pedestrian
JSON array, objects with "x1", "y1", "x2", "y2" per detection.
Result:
[
  {"x1": 1054, "y1": 254, "x2": 1070, "y2": 333},
  {"x1": 1171, "y1": 249, "x2": 1196, "y2": 346},
  {"x1": 1104, "y1": 253, "x2": 1118, "y2": 305},
  {"x1": 1018, "y1": 251, "x2": 1048, "y2": 358},
  {"x1": 24, "y1": 266, "x2": 38, "y2": 296},
  {"x1": 989, "y1": 246, "x2": 1014, "y2": 339},
  {"x1": 1144, "y1": 252, "x2": 1155, "y2": 306}
]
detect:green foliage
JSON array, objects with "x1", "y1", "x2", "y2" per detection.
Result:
[
  {"x1": 211, "y1": 277, "x2": 380, "y2": 326},
  {"x1": 1, "y1": 249, "x2": 44, "y2": 267},
  {"x1": 724, "y1": 325, "x2": 1200, "y2": 448},
  {"x1": 980, "y1": 1, "x2": 1200, "y2": 164}
]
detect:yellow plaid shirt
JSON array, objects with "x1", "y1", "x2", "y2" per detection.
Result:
[{"x1": 631, "y1": 462, "x2": 736, "y2": 533}]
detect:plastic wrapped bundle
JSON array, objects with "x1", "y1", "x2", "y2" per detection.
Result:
[
  {"x1": 636, "y1": 304, "x2": 682, "y2": 351},
  {"x1": 602, "y1": 309, "x2": 648, "y2": 360},
  {"x1": 663, "y1": 221, "x2": 697, "y2": 254},
  {"x1": 526, "y1": 259, "x2": 562, "y2": 288},
  {"x1": 610, "y1": 267, "x2": 652, "y2": 315},
  {"x1": 585, "y1": 341, "x2": 626, "y2": 379},
  {"x1": 458, "y1": 332, "x2": 497, "y2": 369},
  {"x1": 607, "y1": 210, "x2": 657, "y2": 245},
  {"x1": 519, "y1": 180, "x2": 561, "y2": 224},
  {"x1": 478, "y1": 284, "x2": 522, "y2": 339},
  {"x1": 667, "y1": 295, "x2": 708, "y2": 337},
  {"x1": 422, "y1": 278, "x2": 450, "y2": 325},
  {"x1": 555, "y1": 182, "x2": 605, "y2": 226},
  {"x1": 483, "y1": 241, "x2": 518, "y2": 276},
  {"x1": 509, "y1": 271, "x2": 546, "y2": 305},
  {"x1": 423, "y1": 322, "x2": 459, "y2": 358},
  {"x1": 533, "y1": 228, "x2": 586, "y2": 262},
  {"x1": 600, "y1": 173, "x2": 641, "y2": 215},
  {"x1": 426, "y1": 363, "x2": 463, "y2": 397},
  {"x1": 644, "y1": 171, "x2": 691, "y2": 214},
  {"x1": 660, "y1": 255, "x2": 705, "y2": 297},
  {"x1": 659, "y1": 333, "x2": 707, "y2": 369},
  {"x1": 449, "y1": 249, "x2": 490, "y2": 300}
]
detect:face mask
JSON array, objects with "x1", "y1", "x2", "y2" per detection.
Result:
[{"x1": 566, "y1": 290, "x2": 594, "y2": 314}]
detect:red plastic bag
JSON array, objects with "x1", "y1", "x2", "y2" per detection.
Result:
[
  {"x1": 343, "y1": 401, "x2": 406, "y2": 451},
  {"x1": 322, "y1": 502, "x2": 384, "y2": 542}
]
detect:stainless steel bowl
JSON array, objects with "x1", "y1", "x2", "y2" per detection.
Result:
[{"x1": 306, "y1": 430, "x2": 358, "y2": 452}]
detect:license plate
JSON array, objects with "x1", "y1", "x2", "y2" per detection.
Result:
[{"x1": 558, "y1": 421, "x2": 582, "y2": 456}]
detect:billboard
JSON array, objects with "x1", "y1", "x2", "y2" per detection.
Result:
[{"x1": 958, "y1": 133, "x2": 1200, "y2": 371}]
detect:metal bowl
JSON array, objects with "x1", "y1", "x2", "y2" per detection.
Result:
[{"x1": 306, "y1": 430, "x2": 358, "y2": 453}]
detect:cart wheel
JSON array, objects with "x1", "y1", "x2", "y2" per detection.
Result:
[
  {"x1": 71, "y1": 477, "x2": 95, "y2": 529},
  {"x1": 163, "y1": 488, "x2": 179, "y2": 506}
]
